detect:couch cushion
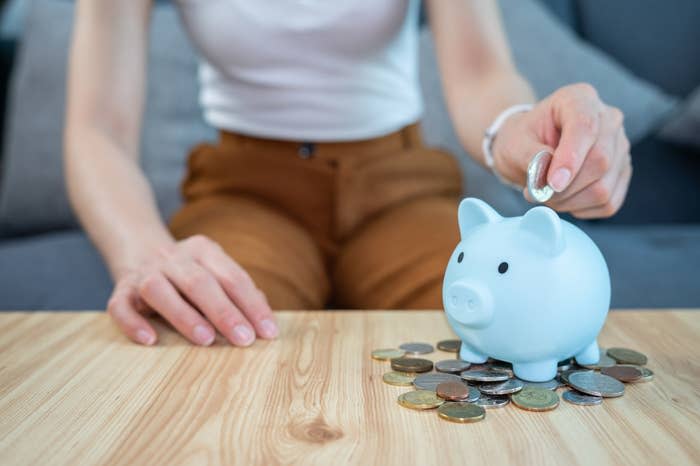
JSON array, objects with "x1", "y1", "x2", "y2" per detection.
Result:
[
  {"x1": 0, "y1": 0, "x2": 215, "y2": 237},
  {"x1": 576, "y1": 0, "x2": 700, "y2": 97},
  {"x1": 0, "y1": 230, "x2": 112, "y2": 310}
]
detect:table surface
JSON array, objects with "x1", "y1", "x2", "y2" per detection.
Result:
[{"x1": 0, "y1": 310, "x2": 698, "y2": 466}]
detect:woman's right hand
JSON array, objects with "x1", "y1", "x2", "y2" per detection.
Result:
[{"x1": 106, "y1": 234, "x2": 279, "y2": 346}]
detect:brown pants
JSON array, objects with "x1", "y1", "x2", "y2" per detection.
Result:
[{"x1": 167, "y1": 123, "x2": 463, "y2": 310}]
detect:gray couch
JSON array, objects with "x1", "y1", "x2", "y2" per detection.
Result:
[{"x1": 0, "y1": 0, "x2": 698, "y2": 310}]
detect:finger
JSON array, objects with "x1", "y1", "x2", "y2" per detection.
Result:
[
  {"x1": 571, "y1": 160, "x2": 632, "y2": 219},
  {"x1": 107, "y1": 288, "x2": 157, "y2": 345},
  {"x1": 194, "y1": 241, "x2": 278, "y2": 340},
  {"x1": 548, "y1": 85, "x2": 602, "y2": 192},
  {"x1": 550, "y1": 127, "x2": 628, "y2": 212},
  {"x1": 163, "y1": 256, "x2": 257, "y2": 347},
  {"x1": 137, "y1": 271, "x2": 217, "y2": 346},
  {"x1": 549, "y1": 108, "x2": 624, "y2": 204}
]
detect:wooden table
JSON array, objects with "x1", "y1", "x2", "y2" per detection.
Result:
[{"x1": 0, "y1": 310, "x2": 698, "y2": 466}]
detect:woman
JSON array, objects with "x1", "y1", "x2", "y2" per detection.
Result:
[{"x1": 64, "y1": 1, "x2": 631, "y2": 347}]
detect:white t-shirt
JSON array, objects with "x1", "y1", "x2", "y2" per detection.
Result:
[{"x1": 174, "y1": 0, "x2": 422, "y2": 141}]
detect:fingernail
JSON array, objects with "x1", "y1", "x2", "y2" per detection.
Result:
[
  {"x1": 259, "y1": 319, "x2": 279, "y2": 339},
  {"x1": 136, "y1": 329, "x2": 156, "y2": 345},
  {"x1": 193, "y1": 325, "x2": 215, "y2": 346},
  {"x1": 232, "y1": 324, "x2": 255, "y2": 346},
  {"x1": 550, "y1": 168, "x2": 571, "y2": 192}
]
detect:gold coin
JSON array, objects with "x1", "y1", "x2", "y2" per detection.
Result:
[
  {"x1": 383, "y1": 371, "x2": 416, "y2": 387},
  {"x1": 437, "y1": 339, "x2": 461, "y2": 352},
  {"x1": 397, "y1": 390, "x2": 444, "y2": 410},
  {"x1": 511, "y1": 387, "x2": 560, "y2": 412},
  {"x1": 391, "y1": 357, "x2": 433, "y2": 373},
  {"x1": 437, "y1": 402, "x2": 485, "y2": 423},
  {"x1": 607, "y1": 347, "x2": 648, "y2": 366},
  {"x1": 372, "y1": 348, "x2": 406, "y2": 361}
]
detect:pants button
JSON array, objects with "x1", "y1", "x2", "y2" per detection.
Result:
[{"x1": 298, "y1": 142, "x2": 315, "y2": 159}]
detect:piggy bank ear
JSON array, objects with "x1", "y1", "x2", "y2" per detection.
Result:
[
  {"x1": 519, "y1": 206, "x2": 565, "y2": 256},
  {"x1": 458, "y1": 198, "x2": 501, "y2": 238}
]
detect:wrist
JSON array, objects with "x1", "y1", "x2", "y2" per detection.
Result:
[
  {"x1": 482, "y1": 103, "x2": 533, "y2": 189},
  {"x1": 109, "y1": 231, "x2": 176, "y2": 280}
]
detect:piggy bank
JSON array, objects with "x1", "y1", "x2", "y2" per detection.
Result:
[{"x1": 442, "y1": 198, "x2": 610, "y2": 382}]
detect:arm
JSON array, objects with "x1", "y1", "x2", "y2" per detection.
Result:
[
  {"x1": 64, "y1": 0, "x2": 277, "y2": 346},
  {"x1": 427, "y1": 0, "x2": 632, "y2": 219}
]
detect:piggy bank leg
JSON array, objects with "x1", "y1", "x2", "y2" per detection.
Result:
[
  {"x1": 512, "y1": 359, "x2": 557, "y2": 382},
  {"x1": 574, "y1": 340, "x2": 600, "y2": 366},
  {"x1": 459, "y1": 342, "x2": 488, "y2": 364}
]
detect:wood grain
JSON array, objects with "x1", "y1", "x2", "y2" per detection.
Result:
[{"x1": 0, "y1": 310, "x2": 698, "y2": 466}]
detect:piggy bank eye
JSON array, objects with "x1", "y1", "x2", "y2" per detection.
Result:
[
  {"x1": 498, "y1": 262, "x2": 508, "y2": 274},
  {"x1": 457, "y1": 252, "x2": 464, "y2": 263}
]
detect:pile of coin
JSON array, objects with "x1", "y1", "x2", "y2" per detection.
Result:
[{"x1": 372, "y1": 340, "x2": 653, "y2": 424}]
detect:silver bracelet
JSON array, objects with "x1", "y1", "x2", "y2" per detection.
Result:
[{"x1": 481, "y1": 103, "x2": 534, "y2": 190}]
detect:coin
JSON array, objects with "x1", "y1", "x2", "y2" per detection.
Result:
[
  {"x1": 487, "y1": 359, "x2": 514, "y2": 375},
  {"x1": 474, "y1": 394, "x2": 510, "y2": 409},
  {"x1": 607, "y1": 347, "x2": 648, "y2": 366},
  {"x1": 437, "y1": 339, "x2": 461, "y2": 352},
  {"x1": 580, "y1": 348, "x2": 616, "y2": 369},
  {"x1": 558, "y1": 369, "x2": 591, "y2": 386},
  {"x1": 526, "y1": 150, "x2": 554, "y2": 203},
  {"x1": 511, "y1": 387, "x2": 560, "y2": 411},
  {"x1": 436, "y1": 382, "x2": 480, "y2": 402},
  {"x1": 383, "y1": 371, "x2": 416, "y2": 387},
  {"x1": 398, "y1": 390, "x2": 444, "y2": 410},
  {"x1": 601, "y1": 365, "x2": 644, "y2": 382},
  {"x1": 414, "y1": 373, "x2": 464, "y2": 391},
  {"x1": 557, "y1": 358, "x2": 574, "y2": 372},
  {"x1": 478, "y1": 378, "x2": 524, "y2": 395},
  {"x1": 435, "y1": 359, "x2": 471, "y2": 374},
  {"x1": 437, "y1": 402, "x2": 486, "y2": 423},
  {"x1": 390, "y1": 357, "x2": 433, "y2": 373},
  {"x1": 371, "y1": 348, "x2": 406, "y2": 361},
  {"x1": 436, "y1": 381, "x2": 468, "y2": 401},
  {"x1": 460, "y1": 369, "x2": 510, "y2": 383},
  {"x1": 634, "y1": 366, "x2": 654, "y2": 382},
  {"x1": 562, "y1": 390, "x2": 603, "y2": 406},
  {"x1": 399, "y1": 342, "x2": 434, "y2": 355},
  {"x1": 567, "y1": 371, "x2": 625, "y2": 397},
  {"x1": 518, "y1": 378, "x2": 559, "y2": 391}
]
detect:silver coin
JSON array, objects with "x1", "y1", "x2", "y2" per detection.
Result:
[
  {"x1": 478, "y1": 378, "x2": 524, "y2": 395},
  {"x1": 435, "y1": 359, "x2": 471, "y2": 374},
  {"x1": 634, "y1": 366, "x2": 654, "y2": 382},
  {"x1": 557, "y1": 358, "x2": 574, "y2": 372},
  {"x1": 527, "y1": 150, "x2": 554, "y2": 202},
  {"x1": 568, "y1": 371, "x2": 625, "y2": 398},
  {"x1": 474, "y1": 394, "x2": 510, "y2": 409},
  {"x1": 518, "y1": 378, "x2": 560, "y2": 391},
  {"x1": 487, "y1": 359, "x2": 514, "y2": 375},
  {"x1": 460, "y1": 369, "x2": 510, "y2": 383},
  {"x1": 413, "y1": 373, "x2": 463, "y2": 391},
  {"x1": 563, "y1": 390, "x2": 603, "y2": 406},
  {"x1": 399, "y1": 342, "x2": 434, "y2": 355}
]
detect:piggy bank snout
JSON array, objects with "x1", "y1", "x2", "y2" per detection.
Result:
[{"x1": 445, "y1": 280, "x2": 494, "y2": 328}]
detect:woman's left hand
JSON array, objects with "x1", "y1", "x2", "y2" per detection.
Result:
[{"x1": 491, "y1": 83, "x2": 632, "y2": 219}]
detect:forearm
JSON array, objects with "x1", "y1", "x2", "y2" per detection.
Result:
[
  {"x1": 64, "y1": 129, "x2": 175, "y2": 281},
  {"x1": 445, "y1": 69, "x2": 535, "y2": 167}
]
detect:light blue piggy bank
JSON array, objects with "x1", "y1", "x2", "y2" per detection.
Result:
[{"x1": 442, "y1": 198, "x2": 610, "y2": 382}]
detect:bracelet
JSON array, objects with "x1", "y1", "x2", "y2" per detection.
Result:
[{"x1": 481, "y1": 103, "x2": 534, "y2": 190}]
